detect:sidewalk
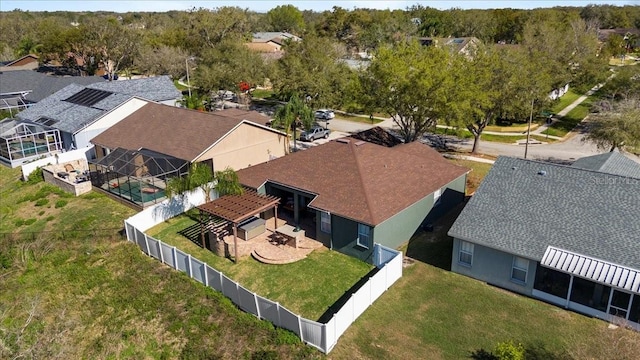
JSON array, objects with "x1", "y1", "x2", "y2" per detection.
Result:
[{"x1": 532, "y1": 82, "x2": 605, "y2": 136}]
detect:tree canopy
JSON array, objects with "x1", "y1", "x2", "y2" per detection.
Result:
[{"x1": 584, "y1": 99, "x2": 640, "y2": 153}]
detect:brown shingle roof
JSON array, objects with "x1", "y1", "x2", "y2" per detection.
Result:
[
  {"x1": 237, "y1": 139, "x2": 469, "y2": 226},
  {"x1": 91, "y1": 102, "x2": 273, "y2": 161}
]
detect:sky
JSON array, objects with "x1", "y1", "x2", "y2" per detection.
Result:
[{"x1": 0, "y1": 0, "x2": 637, "y2": 13}]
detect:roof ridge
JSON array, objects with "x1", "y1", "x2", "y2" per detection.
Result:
[
  {"x1": 349, "y1": 141, "x2": 377, "y2": 225},
  {"x1": 501, "y1": 155, "x2": 640, "y2": 179}
]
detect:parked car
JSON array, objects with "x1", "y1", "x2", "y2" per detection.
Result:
[
  {"x1": 300, "y1": 126, "x2": 330, "y2": 141},
  {"x1": 315, "y1": 109, "x2": 335, "y2": 120}
]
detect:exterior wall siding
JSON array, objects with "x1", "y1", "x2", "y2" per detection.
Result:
[
  {"x1": 76, "y1": 97, "x2": 149, "y2": 149},
  {"x1": 451, "y1": 238, "x2": 537, "y2": 296},
  {"x1": 198, "y1": 123, "x2": 286, "y2": 171},
  {"x1": 374, "y1": 174, "x2": 467, "y2": 250},
  {"x1": 331, "y1": 216, "x2": 373, "y2": 263}
]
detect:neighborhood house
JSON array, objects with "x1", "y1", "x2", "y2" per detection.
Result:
[
  {"x1": 0, "y1": 76, "x2": 181, "y2": 167},
  {"x1": 448, "y1": 153, "x2": 640, "y2": 330},
  {"x1": 237, "y1": 137, "x2": 469, "y2": 262},
  {"x1": 89, "y1": 102, "x2": 286, "y2": 208}
]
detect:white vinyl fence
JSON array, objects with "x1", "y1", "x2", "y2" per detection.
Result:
[{"x1": 124, "y1": 193, "x2": 402, "y2": 353}]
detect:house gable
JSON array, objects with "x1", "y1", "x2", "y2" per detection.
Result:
[{"x1": 196, "y1": 121, "x2": 286, "y2": 171}]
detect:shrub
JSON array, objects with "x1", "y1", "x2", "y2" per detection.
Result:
[
  {"x1": 38, "y1": 210, "x2": 45, "y2": 216},
  {"x1": 55, "y1": 200, "x2": 68, "y2": 208},
  {"x1": 35, "y1": 198, "x2": 49, "y2": 207},
  {"x1": 26, "y1": 167, "x2": 44, "y2": 184},
  {"x1": 494, "y1": 341, "x2": 525, "y2": 360},
  {"x1": 45, "y1": 216, "x2": 55, "y2": 222},
  {"x1": 14, "y1": 218, "x2": 25, "y2": 227},
  {"x1": 24, "y1": 218, "x2": 37, "y2": 225}
]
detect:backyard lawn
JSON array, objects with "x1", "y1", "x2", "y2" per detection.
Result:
[
  {"x1": 146, "y1": 210, "x2": 374, "y2": 321},
  {"x1": 447, "y1": 158, "x2": 493, "y2": 194},
  {"x1": 329, "y1": 205, "x2": 640, "y2": 360},
  {"x1": 0, "y1": 165, "x2": 316, "y2": 359}
]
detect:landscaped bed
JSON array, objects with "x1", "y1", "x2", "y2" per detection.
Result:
[{"x1": 146, "y1": 210, "x2": 374, "y2": 321}]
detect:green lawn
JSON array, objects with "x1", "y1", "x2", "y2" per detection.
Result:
[
  {"x1": 335, "y1": 113, "x2": 385, "y2": 124},
  {"x1": 329, "y1": 205, "x2": 640, "y2": 360},
  {"x1": 146, "y1": 210, "x2": 374, "y2": 321},
  {"x1": 0, "y1": 165, "x2": 316, "y2": 359},
  {"x1": 447, "y1": 159, "x2": 493, "y2": 194},
  {"x1": 546, "y1": 94, "x2": 596, "y2": 137},
  {"x1": 550, "y1": 89, "x2": 581, "y2": 114},
  {"x1": 251, "y1": 88, "x2": 276, "y2": 100}
]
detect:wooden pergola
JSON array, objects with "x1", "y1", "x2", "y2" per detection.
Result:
[{"x1": 197, "y1": 190, "x2": 280, "y2": 263}]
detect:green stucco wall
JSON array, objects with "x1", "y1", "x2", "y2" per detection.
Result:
[
  {"x1": 374, "y1": 174, "x2": 467, "y2": 249},
  {"x1": 451, "y1": 238, "x2": 537, "y2": 296},
  {"x1": 331, "y1": 215, "x2": 374, "y2": 263}
]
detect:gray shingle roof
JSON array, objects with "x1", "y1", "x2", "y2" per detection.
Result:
[
  {"x1": 448, "y1": 156, "x2": 640, "y2": 270},
  {"x1": 16, "y1": 76, "x2": 181, "y2": 134},
  {"x1": 0, "y1": 70, "x2": 104, "y2": 102},
  {"x1": 571, "y1": 152, "x2": 640, "y2": 179}
]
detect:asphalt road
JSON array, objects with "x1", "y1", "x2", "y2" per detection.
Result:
[{"x1": 325, "y1": 116, "x2": 640, "y2": 164}]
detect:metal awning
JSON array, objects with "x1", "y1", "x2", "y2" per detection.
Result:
[
  {"x1": 198, "y1": 190, "x2": 280, "y2": 224},
  {"x1": 541, "y1": 246, "x2": 640, "y2": 294}
]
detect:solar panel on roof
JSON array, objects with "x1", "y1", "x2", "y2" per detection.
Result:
[
  {"x1": 34, "y1": 117, "x2": 58, "y2": 126},
  {"x1": 63, "y1": 88, "x2": 113, "y2": 107}
]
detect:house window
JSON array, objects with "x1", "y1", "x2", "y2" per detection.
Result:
[
  {"x1": 458, "y1": 241, "x2": 473, "y2": 266},
  {"x1": 434, "y1": 188, "x2": 443, "y2": 206},
  {"x1": 357, "y1": 224, "x2": 371, "y2": 249},
  {"x1": 511, "y1": 257, "x2": 529, "y2": 284},
  {"x1": 320, "y1": 212, "x2": 331, "y2": 234}
]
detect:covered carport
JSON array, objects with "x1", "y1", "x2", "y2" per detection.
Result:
[{"x1": 197, "y1": 190, "x2": 281, "y2": 263}]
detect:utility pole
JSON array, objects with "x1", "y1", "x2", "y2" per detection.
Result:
[
  {"x1": 185, "y1": 58, "x2": 191, "y2": 98},
  {"x1": 524, "y1": 97, "x2": 534, "y2": 159}
]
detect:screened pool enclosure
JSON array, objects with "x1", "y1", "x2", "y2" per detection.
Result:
[
  {"x1": 0, "y1": 119, "x2": 63, "y2": 166},
  {"x1": 89, "y1": 147, "x2": 189, "y2": 208}
]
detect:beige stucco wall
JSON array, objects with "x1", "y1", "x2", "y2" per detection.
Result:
[
  {"x1": 42, "y1": 159, "x2": 92, "y2": 196},
  {"x1": 196, "y1": 123, "x2": 286, "y2": 172}
]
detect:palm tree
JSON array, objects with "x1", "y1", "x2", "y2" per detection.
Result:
[
  {"x1": 178, "y1": 93, "x2": 206, "y2": 111},
  {"x1": 272, "y1": 94, "x2": 315, "y2": 153}
]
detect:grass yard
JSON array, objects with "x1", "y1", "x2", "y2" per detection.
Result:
[
  {"x1": 447, "y1": 159, "x2": 493, "y2": 194},
  {"x1": 0, "y1": 165, "x2": 319, "y2": 359},
  {"x1": 550, "y1": 89, "x2": 581, "y2": 114},
  {"x1": 329, "y1": 205, "x2": 640, "y2": 360},
  {"x1": 251, "y1": 88, "x2": 276, "y2": 100},
  {"x1": 546, "y1": 94, "x2": 597, "y2": 137},
  {"x1": 335, "y1": 112, "x2": 385, "y2": 124},
  {"x1": 146, "y1": 210, "x2": 374, "y2": 321}
]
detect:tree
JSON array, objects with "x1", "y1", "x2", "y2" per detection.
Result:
[
  {"x1": 272, "y1": 94, "x2": 314, "y2": 153},
  {"x1": 445, "y1": 46, "x2": 502, "y2": 154},
  {"x1": 165, "y1": 163, "x2": 243, "y2": 202},
  {"x1": 134, "y1": 45, "x2": 189, "y2": 79},
  {"x1": 600, "y1": 66, "x2": 640, "y2": 101},
  {"x1": 178, "y1": 93, "x2": 206, "y2": 111},
  {"x1": 360, "y1": 40, "x2": 454, "y2": 143},
  {"x1": 193, "y1": 39, "x2": 266, "y2": 99},
  {"x1": 272, "y1": 35, "x2": 352, "y2": 109},
  {"x1": 584, "y1": 98, "x2": 640, "y2": 153},
  {"x1": 266, "y1": 5, "x2": 305, "y2": 34}
]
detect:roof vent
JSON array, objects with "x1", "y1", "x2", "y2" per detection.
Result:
[
  {"x1": 512, "y1": 167, "x2": 517, "y2": 170},
  {"x1": 336, "y1": 138, "x2": 350, "y2": 144},
  {"x1": 355, "y1": 141, "x2": 366, "y2": 146},
  {"x1": 538, "y1": 170, "x2": 547, "y2": 176}
]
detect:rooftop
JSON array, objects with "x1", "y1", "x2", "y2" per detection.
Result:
[
  {"x1": 15, "y1": 76, "x2": 181, "y2": 134},
  {"x1": 238, "y1": 139, "x2": 469, "y2": 226},
  {"x1": 91, "y1": 103, "x2": 277, "y2": 162},
  {"x1": 448, "y1": 156, "x2": 640, "y2": 270}
]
